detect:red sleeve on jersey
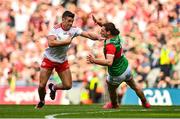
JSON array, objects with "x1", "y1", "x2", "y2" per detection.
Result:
[{"x1": 106, "y1": 44, "x2": 116, "y2": 55}]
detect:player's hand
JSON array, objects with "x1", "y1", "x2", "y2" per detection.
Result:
[
  {"x1": 97, "y1": 35, "x2": 106, "y2": 41},
  {"x1": 87, "y1": 54, "x2": 95, "y2": 64},
  {"x1": 92, "y1": 15, "x2": 103, "y2": 27},
  {"x1": 165, "y1": 77, "x2": 171, "y2": 82}
]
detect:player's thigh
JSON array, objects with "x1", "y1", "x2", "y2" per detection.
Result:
[
  {"x1": 39, "y1": 68, "x2": 53, "y2": 87},
  {"x1": 57, "y1": 68, "x2": 72, "y2": 87},
  {"x1": 107, "y1": 81, "x2": 119, "y2": 93},
  {"x1": 126, "y1": 78, "x2": 138, "y2": 90}
]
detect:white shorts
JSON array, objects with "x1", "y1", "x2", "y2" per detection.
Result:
[{"x1": 106, "y1": 66, "x2": 132, "y2": 85}]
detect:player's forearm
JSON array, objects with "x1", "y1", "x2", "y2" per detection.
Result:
[
  {"x1": 87, "y1": 32, "x2": 100, "y2": 40},
  {"x1": 168, "y1": 80, "x2": 180, "y2": 85},
  {"x1": 81, "y1": 32, "x2": 100, "y2": 40},
  {"x1": 48, "y1": 39, "x2": 72, "y2": 47},
  {"x1": 93, "y1": 59, "x2": 112, "y2": 66}
]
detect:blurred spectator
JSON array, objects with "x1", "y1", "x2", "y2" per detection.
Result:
[{"x1": 88, "y1": 72, "x2": 102, "y2": 103}]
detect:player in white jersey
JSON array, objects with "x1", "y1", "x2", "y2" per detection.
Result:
[{"x1": 35, "y1": 11, "x2": 104, "y2": 109}]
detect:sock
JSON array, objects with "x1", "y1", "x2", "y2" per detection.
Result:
[{"x1": 38, "y1": 87, "x2": 46, "y2": 102}]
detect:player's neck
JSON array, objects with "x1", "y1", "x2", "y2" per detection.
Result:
[
  {"x1": 61, "y1": 23, "x2": 69, "y2": 31},
  {"x1": 107, "y1": 35, "x2": 114, "y2": 40}
]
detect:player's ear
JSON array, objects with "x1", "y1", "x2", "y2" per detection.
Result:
[
  {"x1": 62, "y1": 17, "x2": 66, "y2": 22},
  {"x1": 107, "y1": 31, "x2": 111, "y2": 35}
]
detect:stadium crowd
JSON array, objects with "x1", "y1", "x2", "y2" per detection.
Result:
[{"x1": 0, "y1": 0, "x2": 179, "y2": 103}]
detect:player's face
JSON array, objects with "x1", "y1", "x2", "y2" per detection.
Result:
[
  {"x1": 100, "y1": 27, "x2": 108, "y2": 38},
  {"x1": 62, "y1": 16, "x2": 74, "y2": 30}
]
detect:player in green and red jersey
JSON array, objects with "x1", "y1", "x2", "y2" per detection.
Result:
[{"x1": 87, "y1": 18, "x2": 151, "y2": 109}]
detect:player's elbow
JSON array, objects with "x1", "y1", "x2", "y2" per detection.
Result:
[
  {"x1": 107, "y1": 60, "x2": 113, "y2": 66},
  {"x1": 48, "y1": 43, "x2": 53, "y2": 47},
  {"x1": 48, "y1": 41, "x2": 56, "y2": 47},
  {"x1": 64, "y1": 85, "x2": 72, "y2": 90},
  {"x1": 47, "y1": 35, "x2": 57, "y2": 46},
  {"x1": 63, "y1": 83, "x2": 72, "y2": 90}
]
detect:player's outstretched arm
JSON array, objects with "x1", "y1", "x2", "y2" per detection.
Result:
[
  {"x1": 87, "y1": 54, "x2": 114, "y2": 66},
  {"x1": 80, "y1": 31, "x2": 105, "y2": 41},
  {"x1": 47, "y1": 35, "x2": 73, "y2": 47}
]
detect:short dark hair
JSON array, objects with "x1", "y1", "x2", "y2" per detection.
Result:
[
  {"x1": 62, "y1": 11, "x2": 75, "y2": 18},
  {"x1": 103, "y1": 22, "x2": 120, "y2": 36}
]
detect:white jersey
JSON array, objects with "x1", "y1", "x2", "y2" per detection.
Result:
[{"x1": 44, "y1": 26, "x2": 83, "y2": 63}]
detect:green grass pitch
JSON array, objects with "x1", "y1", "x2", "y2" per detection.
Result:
[{"x1": 0, "y1": 104, "x2": 180, "y2": 118}]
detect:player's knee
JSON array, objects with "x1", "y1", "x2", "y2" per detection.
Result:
[
  {"x1": 134, "y1": 86, "x2": 141, "y2": 92},
  {"x1": 64, "y1": 84, "x2": 72, "y2": 90},
  {"x1": 39, "y1": 83, "x2": 46, "y2": 88}
]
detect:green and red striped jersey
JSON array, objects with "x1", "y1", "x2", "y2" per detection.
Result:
[{"x1": 104, "y1": 35, "x2": 128, "y2": 76}]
